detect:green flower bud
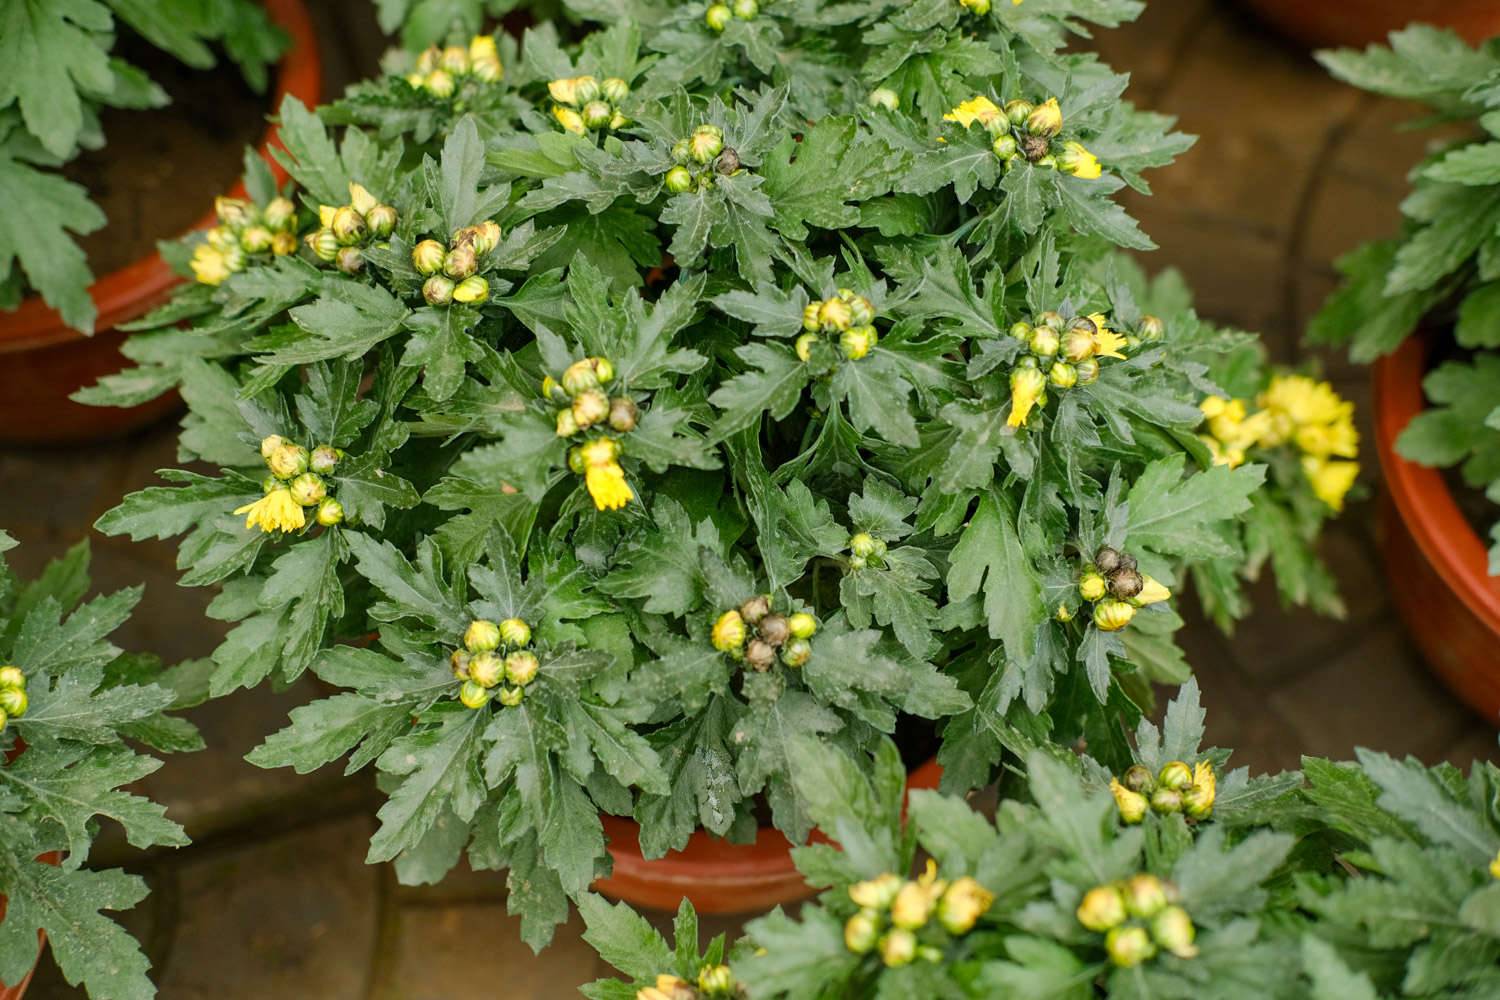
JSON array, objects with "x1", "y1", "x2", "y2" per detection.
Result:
[
  {"x1": 608, "y1": 396, "x2": 639, "y2": 433},
  {"x1": 992, "y1": 133, "x2": 1018, "y2": 159},
  {"x1": 601, "y1": 77, "x2": 629, "y2": 104},
  {"x1": 849, "y1": 295, "x2": 875, "y2": 326},
  {"x1": 583, "y1": 99, "x2": 613, "y2": 130},
  {"x1": 505, "y1": 650, "x2": 540, "y2": 686},
  {"x1": 476, "y1": 220, "x2": 501, "y2": 255},
  {"x1": 1029, "y1": 327, "x2": 1060, "y2": 357},
  {"x1": 690, "y1": 125, "x2": 725, "y2": 164},
  {"x1": 1106, "y1": 925, "x2": 1156, "y2": 968},
  {"x1": 818, "y1": 297, "x2": 853, "y2": 331},
  {"x1": 1055, "y1": 603, "x2": 1074, "y2": 622},
  {"x1": 444, "y1": 245, "x2": 478, "y2": 280},
  {"x1": 879, "y1": 929, "x2": 917, "y2": 968},
  {"x1": 307, "y1": 228, "x2": 340, "y2": 261},
  {"x1": 849, "y1": 555, "x2": 867, "y2": 571},
  {"x1": 556, "y1": 407, "x2": 580, "y2": 437},
  {"x1": 1049, "y1": 361, "x2": 1078, "y2": 389},
  {"x1": 459, "y1": 680, "x2": 491, "y2": 709},
  {"x1": 0, "y1": 687, "x2": 27, "y2": 719},
  {"x1": 1124, "y1": 875, "x2": 1168, "y2": 919},
  {"x1": 732, "y1": 0, "x2": 758, "y2": 18},
  {"x1": 425, "y1": 69, "x2": 456, "y2": 98},
  {"x1": 849, "y1": 532, "x2": 880, "y2": 559},
  {"x1": 960, "y1": 0, "x2": 991, "y2": 14},
  {"x1": 469, "y1": 650, "x2": 505, "y2": 688},
  {"x1": 316, "y1": 497, "x2": 345, "y2": 526},
  {"x1": 336, "y1": 245, "x2": 365, "y2": 275},
  {"x1": 1139, "y1": 314, "x2": 1165, "y2": 341},
  {"x1": 268, "y1": 442, "x2": 310, "y2": 479},
  {"x1": 671, "y1": 139, "x2": 692, "y2": 163},
  {"x1": 1158, "y1": 761, "x2": 1193, "y2": 791},
  {"x1": 868, "y1": 87, "x2": 899, "y2": 111},
  {"x1": 665, "y1": 166, "x2": 694, "y2": 193},
  {"x1": 453, "y1": 275, "x2": 489, "y2": 303},
  {"x1": 844, "y1": 911, "x2": 880, "y2": 954},
  {"x1": 0, "y1": 666, "x2": 24, "y2": 690},
  {"x1": 840, "y1": 325, "x2": 877, "y2": 360},
  {"x1": 705, "y1": 2, "x2": 732, "y2": 30},
  {"x1": 786, "y1": 612, "x2": 817, "y2": 638},
  {"x1": 264, "y1": 196, "x2": 296, "y2": 230},
  {"x1": 712, "y1": 610, "x2": 747, "y2": 652},
  {"x1": 499, "y1": 618, "x2": 532, "y2": 647},
  {"x1": 1004, "y1": 99, "x2": 1033, "y2": 127},
  {"x1": 745, "y1": 638, "x2": 776, "y2": 671},
  {"x1": 1034, "y1": 154, "x2": 1057, "y2": 169},
  {"x1": 466, "y1": 619, "x2": 502, "y2": 652},
  {"x1": 1093, "y1": 598, "x2": 1136, "y2": 632},
  {"x1": 1123, "y1": 764, "x2": 1154, "y2": 793},
  {"x1": 413, "y1": 239, "x2": 445, "y2": 275},
  {"x1": 423, "y1": 275, "x2": 455, "y2": 306},
  {"x1": 1078, "y1": 570, "x2": 1107, "y2": 602},
  {"x1": 260, "y1": 434, "x2": 285, "y2": 460},
  {"x1": 497, "y1": 686, "x2": 524, "y2": 707},
  {"x1": 572, "y1": 388, "x2": 610, "y2": 429},
  {"x1": 240, "y1": 225, "x2": 273, "y2": 254},
  {"x1": 1025, "y1": 97, "x2": 1063, "y2": 138},
  {"x1": 1036, "y1": 310, "x2": 1063, "y2": 329},
  {"x1": 331, "y1": 206, "x2": 367, "y2": 246},
  {"x1": 288, "y1": 473, "x2": 327, "y2": 507},
  {"x1": 1077, "y1": 884, "x2": 1127, "y2": 932},
  {"x1": 1074, "y1": 357, "x2": 1101, "y2": 385},
  {"x1": 780, "y1": 637, "x2": 811, "y2": 668},
  {"x1": 440, "y1": 44, "x2": 469, "y2": 73},
  {"x1": 801, "y1": 303, "x2": 823, "y2": 333},
  {"x1": 1150, "y1": 786, "x2": 1182, "y2": 814},
  {"x1": 567, "y1": 446, "x2": 586, "y2": 474},
  {"x1": 366, "y1": 204, "x2": 398, "y2": 238},
  {"x1": 794, "y1": 332, "x2": 819, "y2": 362},
  {"x1": 594, "y1": 358, "x2": 615, "y2": 384},
  {"x1": 1151, "y1": 905, "x2": 1198, "y2": 958},
  {"x1": 309, "y1": 445, "x2": 340, "y2": 475}
]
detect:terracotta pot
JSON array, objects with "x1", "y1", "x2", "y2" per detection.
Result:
[
  {"x1": 1374, "y1": 336, "x2": 1500, "y2": 721},
  {"x1": 1239, "y1": 0, "x2": 1500, "y2": 50},
  {"x1": 0, "y1": 742, "x2": 61, "y2": 1000},
  {"x1": 0, "y1": 0, "x2": 322, "y2": 447},
  {"x1": 594, "y1": 757, "x2": 942, "y2": 914}
]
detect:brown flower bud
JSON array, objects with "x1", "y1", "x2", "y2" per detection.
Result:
[
  {"x1": 739, "y1": 595, "x2": 771, "y2": 625},
  {"x1": 758, "y1": 614, "x2": 790, "y2": 647},
  {"x1": 745, "y1": 639, "x2": 776, "y2": 671}
]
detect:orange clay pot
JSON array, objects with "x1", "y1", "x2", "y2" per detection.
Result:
[
  {"x1": 0, "y1": 741, "x2": 62, "y2": 1000},
  {"x1": 594, "y1": 757, "x2": 943, "y2": 914},
  {"x1": 1239, "y1": 0, "x2": 1500, "y2": 50},
  {"x1": 0, "y1": 0, "x2": 321, "y2": 446},
  {"x1": 1374, "y1": 335, "x2": 1500, "y2": 722}
]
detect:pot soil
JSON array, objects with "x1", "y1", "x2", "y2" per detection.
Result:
[
  {"x1": 0, "y1": 0, "x2": 321, "y2": 446},
  {"x1": 1239, "y1": 0, "x2": 1500, "y2": 50},
  {"x1": 594, "y1": 757, "x2": 942, "y2": 914},
  {"x1": 1374, "y1": 335, "x2": 1500, "y2": 721}
]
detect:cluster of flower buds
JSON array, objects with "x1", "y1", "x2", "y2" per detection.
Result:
[
  {"x1": 452, "y1": 617, "x2": 537, "y2": 710},
  {"x1": 405, "y1": 35, "x2": 502, "y2": 97},
  {"x1": 634, "y1": 964, "x2": 744, "y2": 1000},
  {"x1": 234, "y1": 436, "x2": 344, "y2": 534},
  {"x1": 1004, "y1": 311, "x2": 1131, "y2": 428},
  {"x1": 305, "y1": 182, "x2": 398, "y2": 276},
  {"x1": 845, "y1": 531, "x2": 888, "y2": 571},
  {"x1": 0, "y1": 665, "x2": 29, "y2": 733},
  {"x1": 795, "y1": 288, "x2": 878, "y2": 364},
  {"x1": 664, "y1": 124, "x2": 742, "y2": 195},
  {"x1": 1112, "y1": 760, "x2": 1216, "y2": 823},
  {"x1": 1076, "y1": 874, "x2": 1198, "y2": 967},
  {"x1": 711, "y1": 596, "x2": 817, "y2": 671},
  {"x1": 843, "y1": 862, "x2": 996, "y2": 968},
  {"x1": 1069, "y1": 546, "x2": 1170, "y2": 632},
  {"x1": 705, "y1": 0, "x2": 759, "y2": 30},
  {"x1": 548, "y1": 357, "x2": 638, "y2": 511},
  {"x1": 549, "y1": 74, "x2": 630, "y2": 135},
  {"x1": 411, "y1": 219, "x2": 500, "y2": 306},
  {"x1": 191, "y1": 194, "x2": 300, "y2": 285},
  {"x1": 943, "y1": 95, "x2": 1101, "y2": 180}
]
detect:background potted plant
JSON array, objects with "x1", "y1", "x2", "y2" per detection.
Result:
[
  {"x1": 1310, "y1": 25, "x2": 1500, "y2": 721},
  {"x1": 0, "y1": 534, "x2": 201, "y2": 999},
  {"x1": 0, "y1": 0, "x2": 321, "y2": 445}
]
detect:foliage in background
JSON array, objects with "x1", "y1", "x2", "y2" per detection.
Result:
[
  {"x1": 0, "y1": 0, "x2": 286, "y2": 331},
  {"x1": 1311, "y1": 25, "x2": 1500, "y2": 573},
  {"x1": 0, "y1": 534, "x2": 202, "y2": 1000}
]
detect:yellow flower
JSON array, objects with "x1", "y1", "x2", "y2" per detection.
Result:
[
  {"x1": 1093, "y1": 328, "x2": 1128, "y2": 360},
  {"x1": 553, "y1": 105, "x2": 586, "y2": 135},
  {"x1": 191, "y1": 244, "x2": 231, "y2": 286},
  {"x1": 234, "y1": 487, "x2": 307, "y2": 534},
  {"x1": 1008, "y1": 366, "x2": 1047, "y2": 427},
  {"x1": 548, "y1": 75, "x2": 595, "y2": 106},
  {"x1": 1134, "y1": 575, "x2": 1171, "y2": 606},
  {"x1": 1295, "y1": 418, "x2": 1359, "y2": 460},
  {"x1": 1110, "y1": 778, "x2": 1148, "y2": 824},
  {"x1": 1302, "y1": 457, "x2": 1359, "y2": 512},
  {"x1": 1200, "y1": 435, "x2": 1246, "y2": 469},
  {"x1": 347, "y1": 182, "x2": 377, "y2": 215},
  {"x1": 585, "y1": 461, "x2": 634, "y2": 510},
  {"x1": 1258, "y1": 375, "x2": 1353, "y2": 446},
  {"x1": 318, "y1": 204, "x2": 337, "y2": 228},
  {"x1": 1057, "y1": 141, "x2": 1102, "y2": 179},
  {"x1": 943, "y1": 95, "x2": 1003, "y2": 129}
]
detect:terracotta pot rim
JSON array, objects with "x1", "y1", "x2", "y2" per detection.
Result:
[
  {"x1": 1372, "y1": 334, "x2": 1500, "y2": 634},
  {"x1": 0, "y1": 0, "x2": 322, "y2": 354}
]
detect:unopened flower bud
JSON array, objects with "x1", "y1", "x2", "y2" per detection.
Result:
[
  {"x1": 1049, "y1": 362, "x2": 1077, "y2": 389},
  {"x1": 469, "y1": 650, "x2": 505, "y2": 688},
  {"x1": 1072, "y1": 357, "x2": 1099, "y2": 385},
  {"x1": 1109, "y1": 567, "x2": 1143, "y2": 600},
  {"x1": 505, "y1": 650, "x2": 540, "y2": 686},
  {"x1": 1151, "y1": 905, "x2": 1198, "y2": 958},
  {"x1": 733, "y1": 0, "x2": 758, "y2": 16},
  {"x1": 451, "y1": 649, "x2": 471, "y2": 679},
  {"x1": 1138, "y1": 315, "x2": 1165, "y2": 341},
  {"x1": 316, "y1": 497, "x2": 345, "y2": 526},
  {"x1": 1106, "y1": 925, "x2": 1156, "y2": 968},
  {"x1": 554, "y1": 105, "x2": 586, "y2": 134},
  {"x1": 780, "y1": 637, "x2": 811, "y2": 668},
  {"x1": 583, "y1": 100, "x2": 613, "y2": 130},
  {"x1": 438, "y1": 44, "x2": 467, "y2": 74},
  {"x1": 472, "y1": 53, "x2": 502, "y2": 83},
  {"x1": 497, "y1": 686, "x2": 524, "y2": 707},
  {"x1": 1124, "y1": 875, "x2": 1168, "y2": 918},
  {"x1": 423, "y1": 275, "x2": 455, "y2": 306},
  {"x1": 264, "y1": 196, "x2": 296, "y2": 230},
  {"x1": 1055, "y1": 603, "x2": 1074, "y2": 622},
  {"x1": 844, "y1": 911, "x2": 879, "y2": 954},
  {"x1": 1036, "y1": 310, "x2": 1063, "y2": 329},
  {"x1": 562, "y1": 359, "x2": 601, "y2": 394},
  {"x1": 665, "y1": 166, "x2": 694, "y2": 193},
  {"x1": 937, "y1": 877, "x2": 995, "y2": 935},
  {"x1": 690, "y1": 125, "x2": 725, "y2": 164},
  {"x1": 1150, "y1": 787, "x2": 1182, "y2": 814},
  {"x1": 475, "y1": 220, "x2": 501, "y2": 254},
  {"x1": 1029, "y1": 326, "x2": 1060, "y2": 358},
  {"x1": 818, "y1": 297, "x2": 853, "y2": 331},
  {"x1": 1158, "y1": 761, "x2": 1192, "y2": 791},
  {"x1": 444, "y1": 245, "x2": 478, "y2": 279},
  {"x1": 714, "y1": 146, "x2": 741, "y2": 175},
  {"x1": 795, "y1": 332, "x2": 819, "y2": 362},
  {"x1": 593, "y1": 357, "x2": 614, "y2": 384},
  {"x1": 1077, "y1": 885, "x2": 1127, "y2": 932},
  {"x1": 1062, "y1": 328, "x2": 1096, "y2": 363},
  {"x1": 890, "y1": 881, "x2": 936, "y2": 930},
  {"x1": 0, "y1": 708, "x2": 7, "y2": 733},
  {"x1": 1004, "y1": 99, "x2": 1033, "y2": 127},
  {"x1": 0, "y1": 688, "x2": 27, "y2": 719},
  {"x1": 787, "y1": 612, "x2": 817, "y2": 638},
  {"x1": 425, "y1": 69, "x2": 456, "y2": 98},
  {"x1": 849, "y1": 295, "x2": 875, "y2": 326},
  {"x1": 413, "y1": 239, "x2": 445, "y2": 275},
  {"x1": 1008, "y1": 366, "x2": 1047, "y2": 427},
  {"x1": 745, "y1": 639, "x2": 776, "y2": 671},
  {"x1": 705, "y1": 2, "x2": 732, "y2": 30},
  {"x1": 607, "y1": 397, "x2": 639, "y2": 433},
  {"x1": 572, "y1": 388, "x2": 610, "y2": 429},
  {"x1": 567, "y1": 446, "x2": 586, "y2": 474},
  {"x1": 841, "y1": 325, "x2": 876, "y2": 360},
  {"x1": 849, "y1": 872, "x2": 902, "y2": 909},
  {"x1": 1057, "y1": 141, "x2": 1102, "y2": 179},
  {"x1": 1111, "y1": 779, "x2": 1148, "y2": 824},
  {"x1": 1093, "y1": 598, "x2": 1135, "y2": 632},
  {"x1": 712, "y1": 610, "x2": 747, "y2": 652},
  {"x1": 1123, "y1": 764, "x2": 1153, "y2": 793},
  {"x1": 366, "y1": 204, "x2": 398, "y2": 238},
  {"x1": 260, "y1": 434, "x2": 286, "y2": 460},
  {"x1": 960, "y1": 0, "x2": 992, "y2": 13},
  {"x1": 1025, "y1": 97, "x2": 1063, "y2": 138},
  {"x1": 879, "y1": 929, "x2": 917, "y2": 968},
  {"x1": 459, "y1": 680, "x2": 491, "y2": 709},
  {"x1": 992, "y1": 133, "x2": 1018, "y2": 159},
  {"x1": 331, "y1": 206, "x2": 367, "y2": 246},
  {"x1": 309, "y1": 445, "x2": 340, "y2": 475},
  {"x1": 336, "y1": 246, "x2": 365, "y2": 275},
  {"x1": 0, "y1": 667, "x2": 24, "y2": 690},
  {"x1": 757, "y1": 613, "x2": 790, "y2": 647},
  {"x1": 240, "y1": 225, "x2": 273, "y2": 254},
  {"x1": 697, "y1": 964, "x2": 732, "y2": 994},
  {"x1": 307, "y1": 228, "x2": 340, "y2": 261},
  {"x1": 499, "y1": 618, "x2": 532, "y2": 647},
  {"x1": 453, "y1": 275, "x2": 489, "y2": 303},
  {"x1": 1133, "y1": 575, "x2": 1171, "y2": 607},
  {"x1": 868, "y1": 87, "x2": 899, "y2": 111},
  {"x1": 1078, "y1": 570, "x2": 1107, "y2": 602},
  {"x1": 671, "y1": 139, "x2": 692, "y2": 163},
  {"x1": 556, "y1": 408, "x2": 580, "y2": 437},
  {"x1": 597, "y1": 77, "x2": 629, "y2": 106},
  {"x1": 268, "y1": 443, "x2": 310, "y2": 479},
  {"x1": 288, "y1": 473, "x2": 327, "y2": 507},
  {"x1": 466, "y1": 619, "x2": 502, "y2": 652}
]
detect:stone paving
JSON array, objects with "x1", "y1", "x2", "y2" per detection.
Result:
[{"x1": 8, "y1": 1, "x2": 1498, "y2": 996}]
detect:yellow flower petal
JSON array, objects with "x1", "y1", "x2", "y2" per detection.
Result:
[
  {"x1": 1093, "y1": 329, "x2": 1128, "y2": 360},
  {"x1": 553, "y1": 105, "x2": 586, "y2": 135},
  {"x1": 1303, "y1": 457, "x2": 1359, "y2": 512},
  {"x1": 234, "y1": 487, "x2": 307, "y2": 534},
  {"x1": 318, "y1": 204, "x2": 337, "y2": 228},
  {"x1": 191, "y1": 245, "x2": 230, "y2": 286},
  {"x1": 1135, "y1": 575, "x2": 1171, "y2": 606},
  {"x1": 943, "y1": 96, "x2": 1003, "y2": 129},
  {"x1": 585, "y1": 461, "x2": 634, "y2": 511},
  {"x1": 1007, "y1": 367, "x2": 1046, "y2": 428},
  {"x1": 348, "y1": 182, "x2": 377, "y2": 215}
]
